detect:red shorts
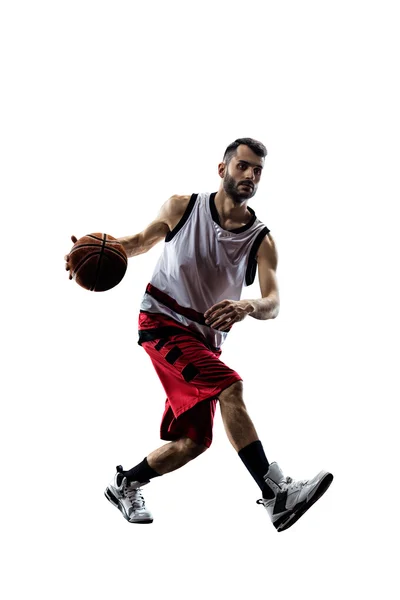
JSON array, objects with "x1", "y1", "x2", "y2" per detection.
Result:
[{"x1": 138, "y1": 312, "x2": 242, "y2": 448}]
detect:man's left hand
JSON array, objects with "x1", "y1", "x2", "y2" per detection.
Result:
[{"x1": 204, "y1": 300, "x2": 253, "y2": 332}]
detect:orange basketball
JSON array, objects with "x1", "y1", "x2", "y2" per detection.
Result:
[{"x1": 68, "y1": 233, "x2": 128, "y2": 292}]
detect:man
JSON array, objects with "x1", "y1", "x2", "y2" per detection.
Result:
[{"x1": 65, "y1": 138, "x2": 333, "y2": 532}]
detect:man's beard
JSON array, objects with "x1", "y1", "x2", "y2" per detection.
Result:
[{"x1": 223, "y1": 172, "x2": 255, "y2": 204}]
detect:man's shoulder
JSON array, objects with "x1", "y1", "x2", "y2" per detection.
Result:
[
  {"x1": 167, "y1": 194, "x2": 193, "y2": 215},
  {"x1": 163, "y1": 194, "x2": 196, "y2": 233},
  {"x1": 169, "y1": 194, "x2": 192, "y2": 204}
]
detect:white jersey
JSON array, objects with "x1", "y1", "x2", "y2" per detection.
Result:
[{"x1": 140, "y1": 191, "x2": 270, "y2": 350}]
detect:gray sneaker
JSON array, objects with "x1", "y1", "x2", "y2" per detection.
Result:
[
  {"x1": 104, "y1": 465, "x2": 153, "y2": 524},
  {"x1": 257, "y1": 462, "x2": 333, "y2": 532}
]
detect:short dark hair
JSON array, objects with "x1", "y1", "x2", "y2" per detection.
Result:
[{"x1": 223, "y1": 137, "x2": 267, "y2": 165}]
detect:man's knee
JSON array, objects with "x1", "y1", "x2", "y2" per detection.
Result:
[
  {"x1": 219, "y1": 380, "x2": 244, "y2": 407},
  {"x1": 179, "y1": 437, "x2": 208, "y2": 457}
]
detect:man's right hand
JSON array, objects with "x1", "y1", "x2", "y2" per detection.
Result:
[{"x1": 64, "y1": 235, "x2": 78, "y2": 280}]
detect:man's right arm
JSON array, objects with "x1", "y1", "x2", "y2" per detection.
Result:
[
  {"x1": 117, "y1": 194, "x2": 191, "y2": 258},
  {"x1": 64, "y1": 195, "x2": 191, "y2": 276}
]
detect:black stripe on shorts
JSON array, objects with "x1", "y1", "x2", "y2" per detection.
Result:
[
  {"x1": 155, "y1": 339, "x2": 167, "y2": 351},
  {"x1": 182, "y1": 363, "x2": 200, "y2": 382},
  {"x1": 165, "y1": 346, "x2": 183, "y2": 365}
]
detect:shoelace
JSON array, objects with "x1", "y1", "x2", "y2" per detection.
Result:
[
  {"x1": 256, "y1": 476, "x2": 307, "y2": 505},
  {"x1": 284, "y1": 476, "x2": 308, "y2": 491},
  {"x1": 124, "y1": 485, "x2": 145, "y2": 510}
]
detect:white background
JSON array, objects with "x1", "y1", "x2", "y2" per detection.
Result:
[{"x1": 1, "y1": 1, "x2": 399, "y2": 598}]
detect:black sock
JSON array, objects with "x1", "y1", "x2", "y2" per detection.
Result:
[
  {"x1": 238, "y1": 440, "x2": 274, "y2": 497},
  {"x1": 117, "y1": 458, "x2": 161, "y2": 486}
]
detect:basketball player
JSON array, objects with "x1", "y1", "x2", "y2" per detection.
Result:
[{"x1": 65, "y1": 138, "x2": 333, "y2": 532}]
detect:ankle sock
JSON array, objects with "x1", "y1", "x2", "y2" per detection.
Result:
[
  {"x1": 238, "y1": 440, "x2": 274, "y2": 497},
  {"x1": 117, "y1": 458, "x2": 161, "y2": 486}
]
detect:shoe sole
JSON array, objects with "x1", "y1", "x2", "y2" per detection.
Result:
[
  {"x1": 274, "y1": 473, "x2": 334, "y2": 532},
  {"x1": 104, "y1": 487, "x2": 153, "y2": 524}
]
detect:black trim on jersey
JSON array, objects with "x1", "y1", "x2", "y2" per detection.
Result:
[
  {"x1": 245, "y1": 227, "x2": 271, "y2": 286},
  {"x1": 209, "y1": 192, "x2": 257, "y2": 233},
  {"x1": 145, "y1": 283, "x2": 207, "y2": 325},
  {"x1": 165, "y1": 194, "x2": 198, "y2": 242}
]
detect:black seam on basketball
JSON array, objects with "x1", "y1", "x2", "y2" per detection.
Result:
[
  {"x1": 87, "y1": 234, "x2": 104, "y2": 242},
  {"x1": 92, "y1": 234, "x2": 107, "y2": 291},
  {"x1": 101, "y1": 245, "x2": 128, "y2": 264},
  {"x1": 70, "y1": 243, "x2": 126, "y2": 259},
  {"x1": 87, "y1": 234, "x2": 121, "y2": 244},
  {"x1": 72, "y1": 252, "x2": 101, "y2": 277},
  {"x1": 70, "y1": 244, "x2": 127, "y2": 268},
  {"x1": 70, "y1": 243, "x2": 104, "y2": 254},
  {"x1": 89, "y1": 255, "x2": 101, "y2": 291}
]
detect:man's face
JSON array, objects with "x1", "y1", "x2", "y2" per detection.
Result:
[{"x1": 221, "y1": 145, "x2": 264, "y2": 204}]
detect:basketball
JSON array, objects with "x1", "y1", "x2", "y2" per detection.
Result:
[{"x1": 68, "y1": 233, "x2": 128, "y2": 291}]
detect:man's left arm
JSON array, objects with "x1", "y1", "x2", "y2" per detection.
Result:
[
  {"x1": 246, "y1": 233, "x2": 280, "y2": 320},
  {"x1": 204, "y1": 234, "x2": 279, "y2": 330}
]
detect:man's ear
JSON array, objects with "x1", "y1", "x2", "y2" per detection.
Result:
[{"x1": 218, "y1": 162, "x2": 226, "y2": 178}]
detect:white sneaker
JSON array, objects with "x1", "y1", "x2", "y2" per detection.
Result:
[
  {"x1": 104, "y1": 465, "x2": 153, "y2": 524},
  {"x1": 257, "y1": 462, "x2": 333, "y2": 532}
]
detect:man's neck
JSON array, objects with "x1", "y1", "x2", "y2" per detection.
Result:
[{"x1": 214, "y1": 189, "x2": 250, "y2": 222}]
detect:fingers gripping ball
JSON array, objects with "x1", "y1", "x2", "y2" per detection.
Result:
[{"x1": 68, "y1": 233, "x2": 128, "y2": 292}]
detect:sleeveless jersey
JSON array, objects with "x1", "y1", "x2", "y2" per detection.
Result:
[{"x1": 139, "y1": 191, "x2": 270, "y2": 350}]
